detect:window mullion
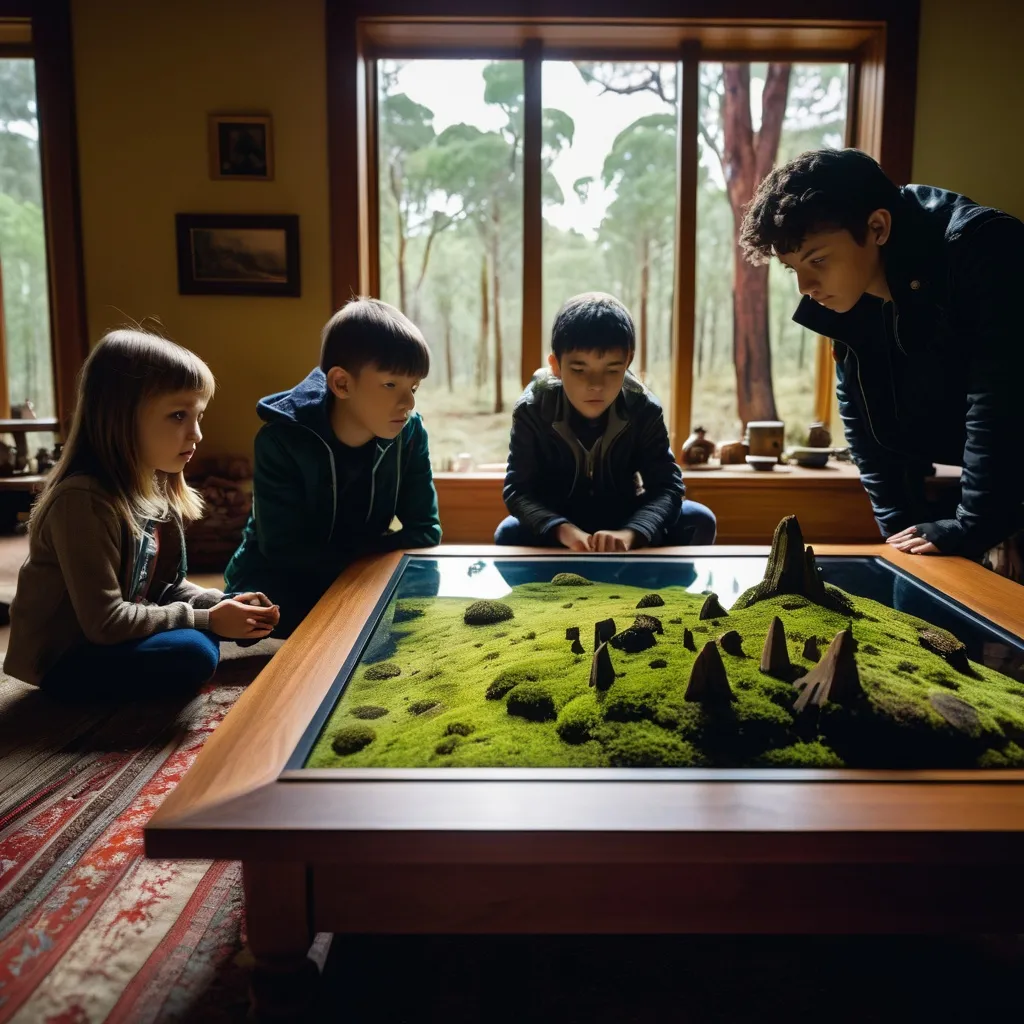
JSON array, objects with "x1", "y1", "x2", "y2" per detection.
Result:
[
  {"x1": 670, "y1": 41, "x2": 700, "y2": 455},
  {"x1": 521, "y1": 40, "x2": 543, "y2": 387}
]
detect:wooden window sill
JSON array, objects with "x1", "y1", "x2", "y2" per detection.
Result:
[{"x1": 433, "y1": 464, "x2": 961, "y2": 545}]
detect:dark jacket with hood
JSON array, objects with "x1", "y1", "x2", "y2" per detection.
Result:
[
  {"x1": 224, "y1": 368, "x2": 440, "y2": 633},
  {"x1": 793, "y1": 185, "x2": 1024, "y2": 557},
  {"x1": 503, "y1": 368, "x2": 684, "y2": 541}
]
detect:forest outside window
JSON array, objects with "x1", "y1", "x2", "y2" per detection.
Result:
[
  {"x1": 0, "y1": 54, "x2": 55, "y2": 434},
  {"x1": 363, "y1": 21, "x2": 894, "y2": 473}
]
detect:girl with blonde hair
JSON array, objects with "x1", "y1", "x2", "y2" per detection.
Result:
[{"x1": 4, "y1": 328, "x2": 279, "y2": 699}]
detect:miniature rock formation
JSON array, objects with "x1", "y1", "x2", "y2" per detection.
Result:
[
  {"x1": 610, "y1": 626, "x2": 656, "y2": 653},
  {"x1": 802, "y1": 636, "x2": 820, "y2": 662},
  {"x1": 718, "y1": 629, "x2": 744, "y2": 656},
  {"x1": 928, "y1": 691, "x2": 981, "y2": 734},
  {"x1": 590, "y1": 641, "x2": 615, "y2": 690},
  {"x1": 683, "y1": 627, "x2": 696, "y2": 651},
  {"x1": 793, "y1": 629, "x2": 862, "y2": 712},
  {"x1": 594, "y1": 618, "x2": 617, "y2": 648},
  {"x1": 571, "y1": 638, "x2": 585, "y2": 654},
  {"x1": 566, "y1": 626, "x2": 580, "y2": 642},
  {"x1": 919, "y1": 628, "x2": 971, "y2": 675},
  {"x1": 760, "y1": 617, "x2": 791, "y2": 677},
  {"x1": 733, "y1": 515, "x2": 854, "y2": 615},
  {"x1": 637, "y1": 593, "x2": 665, "y2": 608},
  {"x1": 633, "y1": 613, "x2": 664, "y2": 634},
  {"x1": 684, "y1": 641, "x2": 735, "y2": 703},
  {"x1": 699, "y1": 593, "x2": 729, "y2": 620}
]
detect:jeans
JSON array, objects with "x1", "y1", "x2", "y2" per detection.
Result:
[
  {"x1": 494, "y1": 499, "x2": 718, "y2": 547},
  {"x1": 40, "y1": 628, "x2": 221, "y2": 702}
]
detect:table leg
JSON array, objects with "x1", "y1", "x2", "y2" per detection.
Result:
[{"x1": 243, "y1": 861, "x2": 328, "y2": 1021}]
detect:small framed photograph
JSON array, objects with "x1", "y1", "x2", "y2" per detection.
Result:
[
  {"x1": 208, "y1": 114, "x2": 274, "y2": 180},
  {"x1": 175, "y1": 214, "x2": 300, "y2": 297}
]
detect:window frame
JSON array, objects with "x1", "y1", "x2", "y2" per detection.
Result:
[
  {"x1": 0, "y1": 0, "x2": 88, "y2": 431},
  {"x1": 329, "y1": 2, "x2": 919, "y2": 467}
]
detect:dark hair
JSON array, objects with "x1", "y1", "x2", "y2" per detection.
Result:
[
  {"x1": 740, "y1": 148, "x2": 902, "y2": 266},
  {"x1": 320, "y1": 297, "x2": 430, "y2": 377},
  {"x1": 551, "y1": 292, "x2": 635, "y2": 360}
]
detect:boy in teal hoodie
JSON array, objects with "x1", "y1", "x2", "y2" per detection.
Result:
[{"x1": 225, "y1": 298, "x2": 441, "y2": 636}]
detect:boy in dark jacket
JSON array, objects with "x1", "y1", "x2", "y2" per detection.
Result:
[
  {"x1": 225, "y1": 298, "x2": 441, "y2": 635},
  {"x1": 496, "y1": 292, "x2": 716, "y2": 551},
  {"x1": 740, "y1": 148, "x2": 1024, "y2": 573}
]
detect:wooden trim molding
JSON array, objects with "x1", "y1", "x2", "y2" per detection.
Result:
[{"x1": 15, "y1": 0, "x2": 89, "y2": 430}]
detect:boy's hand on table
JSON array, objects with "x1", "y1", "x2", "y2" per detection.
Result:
[
  {"x1": 886, "y1": 527, "x2": 940, "y2": 555},
  {"x1": 590, "y1": 529, "x2": 636, "y2": 552},
  {"x1": 555, "y1": 523, "x2": 592, "y2": 552}
]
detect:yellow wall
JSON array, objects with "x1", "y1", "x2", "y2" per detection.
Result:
[
  {"x1": 70, "y1": 0, "x2": 1022, "y2": 454},
  {"x1": 913, "y1": 0, "x2": 1024, "y2": 218},
  {"x1": 72, "y1": 0, "x2": 331, "y2": 457}
]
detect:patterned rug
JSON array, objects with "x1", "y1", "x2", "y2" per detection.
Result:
[{"x1": 0, "y1": 644, "x2": 279, "y2": 1023}]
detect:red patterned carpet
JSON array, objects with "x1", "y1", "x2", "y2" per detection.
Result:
[{"x1": 0, "y1": 652, "x2": 269, "y2": 1023}]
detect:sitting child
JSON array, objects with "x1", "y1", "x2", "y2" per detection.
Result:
[
  {"x1": 225, "y1": 298, "x2": 441, "y2": 635},
  {"x1": 496, "y1": 292, "x2": 716, "y2": 551},
  {"x1": 4, "y1": 329, "x2": 279, "y2": 700}
]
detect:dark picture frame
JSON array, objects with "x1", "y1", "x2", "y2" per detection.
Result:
[
  {"x1": 175, "y1": 213, "x2": 301, "y2": 297},
  {"x1": 208, "y1": 113, "x2": 274, "y2": 180}
]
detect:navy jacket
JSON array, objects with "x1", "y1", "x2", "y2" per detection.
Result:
[
  {"x1": 502, "y1": 369, "x2": 684, "y2": 541},
  {"x1": 793, "y1": 185, "x2": 1024, "y2": 556}
]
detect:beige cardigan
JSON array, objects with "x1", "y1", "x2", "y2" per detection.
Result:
[{"x1": 4, "y1": 475, "x2": 223, "y2": 686}]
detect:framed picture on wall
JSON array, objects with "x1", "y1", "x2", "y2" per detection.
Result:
[
  {"x1": 175, "y1": 213, "x2": 300, "y2": 297},
  {"x1": 208, "y1": 114, "x2": 274, "y2": 180}
]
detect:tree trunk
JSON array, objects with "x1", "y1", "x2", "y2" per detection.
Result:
[
  {"x1": 476, "y1": 250, "x2": 489, "y2": 390},
  {"x1": 697, "y1": 295, "x2": 709, "y2": 378},
  {"x1": 722, "y1": 62, "x2": 790, "y2": 426},
  {"x1": 390, "y1": 163, "x2": 408, "y2": 312},
  {"x1": 638, "y1": 236, "x2": 650, "y2": 381},
  {"x1": 492, "y1": 215, "x2": 504, "y2": 415},
  {"x1": 443, "y1": 306, "x2": 454, "y2": 392}
]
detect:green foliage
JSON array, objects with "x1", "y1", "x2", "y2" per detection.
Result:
[
  {"x1": 506, "y1": 683, "x2": 557, "y2": 721},
  {"x1": 486, "y1": 667, "x2": 539, "y2": 700},
  {"x1": 551, "y1": 573, "x2": 593, "y2": 586}
]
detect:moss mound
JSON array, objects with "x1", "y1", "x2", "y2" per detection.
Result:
[
  {"x1": 364, "y1": 662, "x2": 401, "y2": 681},
  {"x1": 464, "y1": 600, "x2": 514, "y2": 625},
  {"x1": 331, "y1": 724, "x2": 376, "y2": 755},
  {"x1": 507, "y1": 683, "x2": 557, "y2": 721},
  {"x1": 486, "y1": 667, "x2": 539, "y2": 700},
  {"x1": 637, "y1": 593, "x2": 665, "y2": 608},
  {"x1": 350, "y1": 705, "x2": 389, "y2": 720},
  {"x1": 408, "y1": 699, "x2": 441, "y2": 715},
  {"x1": 552, "y1": 573, "x2": 594, "y2": 586}
]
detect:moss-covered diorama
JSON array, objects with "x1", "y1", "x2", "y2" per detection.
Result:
[{"x1": 307, "y1": 517, "x2": 1024, "y2": 770}]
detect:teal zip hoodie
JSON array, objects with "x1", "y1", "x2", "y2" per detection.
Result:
[{"x1": 224, "y1": 368, "x2": 441, "y2": 634}]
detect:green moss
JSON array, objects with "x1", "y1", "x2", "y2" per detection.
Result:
[
  {"x1": 464, "y1": 600, "x2": 514, "y2": 625},
  {"x1": 556, "y1": 695, "x2": 601, "y2": 744},
  {"x1": 304, "y1": 571, "x2": 1024, "y2": 770},
  {"x1": 351, "y1": 705, "x2": 389, "y2": 720},
  {"x1": 408, "y1": 699, "x2": 441, "y2": 715},
  {"x1": 552, "y1": 573, "x2": 594, "y2": 586},
  {"x1": 364, "y1": 661, "x2": 401, "y2": 681},
  {"x1": 331, "y1": 724, "x2": 376, "y2": 755},
  {"x1": 506, "y1": 683, "x2": 557, "y2": 721},
  {"x1": 758, "y1": 742, "x2": 844, "y2": 767},
  {"x1": 435, "y1": 737, "x2": 459, "y2": 755},
  {"x1": 486, "y1": 668, "x2": 539, "y2": 700},
  {"x1": 445, "y1": 722, "x2": 475, "y2": 737}
]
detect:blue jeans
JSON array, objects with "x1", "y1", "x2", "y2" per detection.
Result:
[
  {"x1": 40, "y1": 628, "x2": 221, "y2": 702},
  {"x1": 494, "y1": 499, "x2": 717, "y2": 547}
]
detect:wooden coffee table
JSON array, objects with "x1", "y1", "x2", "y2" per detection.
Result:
[{"x1": 144, "y1": 544, "x2": 1024, "y2": 1017}]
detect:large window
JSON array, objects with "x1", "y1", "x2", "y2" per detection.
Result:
[
  {"x1": 0, "y1": 57, "x2": 54, "y2": 423},
  {"x1": 359, "y1": 19, "x2": 902, "y2": 472},
  {"x1": 692, "y1": 62, "x2": 849, "y2": 447}
]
